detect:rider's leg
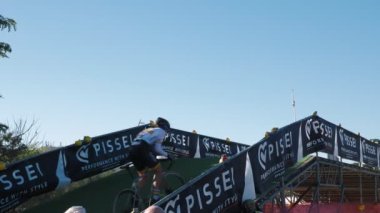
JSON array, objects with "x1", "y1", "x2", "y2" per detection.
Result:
[
  {"x1": 136, "y1": 169, "x2": 148, "y2": 189},
  {"x1": 130, "y1": 142, "x2": 148, "y2": 189},
  {"x1": 151, "y1": 163, "x2": 163, "y2": 202}
]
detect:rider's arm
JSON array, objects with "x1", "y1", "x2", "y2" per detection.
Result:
[
  {"x1": 152, "y1": 128, "x2": 168, "y2": 157},
  {"x1": 153, "y1": 142, "x2": 168, "y2": 157}
]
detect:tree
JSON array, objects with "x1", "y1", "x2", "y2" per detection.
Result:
[
  {"x1": 0, "y1": 14, "x2": 17, "y2": 58},
  {"x1": 0, "y1": 119, "x2": 44, "y2": 163},
  {"x1": 0, "y1": 123, "x2": 26, "y2": 163}
]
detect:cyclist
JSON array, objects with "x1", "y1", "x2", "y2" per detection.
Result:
[
  {"x1": 219, "y1": 154, "x2": 228, "y2": 163},
  {"x1": 129, "y1": 117, "x2": 172, "y2": 203}
]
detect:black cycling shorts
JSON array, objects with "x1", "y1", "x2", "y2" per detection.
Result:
[{"x1": 129, "y1": 140, "x2": 158, "y2": 172}]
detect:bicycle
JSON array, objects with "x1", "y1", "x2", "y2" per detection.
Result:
[{"x1": 112, "y1": 156, "x2": 185, "y2": 213}]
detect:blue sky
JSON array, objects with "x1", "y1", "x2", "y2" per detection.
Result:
[{"x1": 1, "y1": 1, "x2": 379, "y2": 146}]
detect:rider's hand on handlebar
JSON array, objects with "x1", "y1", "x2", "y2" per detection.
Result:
[{"x1": 166, "y1": 154, "x2": 174, "y2": 161}]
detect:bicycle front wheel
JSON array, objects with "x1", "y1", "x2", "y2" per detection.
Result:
[
  {"x1": 113, "y1": 188, "x2": 142, "y2": 213},
  {"x1": 162, "y1": 172, "x2": 185, "y2": 195}
]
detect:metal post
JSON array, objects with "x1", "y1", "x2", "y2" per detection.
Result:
[
  {"x1": 309, "y1": 162, "x2": 321, "y2": 213},
  {"x1": 289, "y1": 185, "x2": 312, "y2": 211},
  {"x1": 292, "y1": 89, "x2": 296, "y2": 122},
  {"x1": 316, "y1": 160, "x2": 320, "y2": 212},
  {"x1": 360, "y1": 169, "x2": 363, "y2": 204},
  {"x1": 280, "y1": 177, "x2": 287, "y2": 213},
  {"x1": 337, "y1": 158, "x2": 344, "y2": 213},
  {"x1": 339, "y1": 164, "x2": 344, "y2": 203},
  {"x1": 375, "y1": 175, "x2": 378, "y2": 203}
]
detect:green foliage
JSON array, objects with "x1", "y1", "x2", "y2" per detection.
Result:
[
  {"x1": 0, "y1": 120, "x2": 50, "y2": 164},
  {"x1": 0, "y1": 42, "x2": 12, "y2": 58},
  {"x1": 12, "y1": 148, "x2": 43, "y2": 163},
  {"x1": 0, "y1": 123, "x2": 28, "y2": 163},
  {"x1": 0, "y1": 14, "x2": 17, "y2": 58},
  {"x1": 0, "y1": 15, "x2": 16, "y2": 31}
]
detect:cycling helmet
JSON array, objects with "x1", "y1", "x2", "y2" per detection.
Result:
[{"x1": 156, "y1": 117, "x2": 170, "y2": 131}]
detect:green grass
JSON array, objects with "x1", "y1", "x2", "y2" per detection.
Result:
[{"x1": 23, "y1": 158, "x2": 219, "y2": 213}]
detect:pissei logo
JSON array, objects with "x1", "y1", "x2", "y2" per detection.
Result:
[
  {"x1": 305, "y1": 119, "x2": 333, "y2": 141},
  {"x1": 258, "y1": 142, "x2": 268, "y2": 170},
  {"x1": 362, "y1": 138, "x2": 376, "y2": 155},
  {"x1": 164, "y1": 195, "x2": 181, "y2": 213},
  {"x1": 162, "y1": 167, "x2": 236, "y2": 212},
  {"x1": 75, "y1": 136, "x2": 133, "y2": 164},
  {"x1": 76, "y1": 144, "x2": 90, "y2": 164},
  {"x1": 339, "y1": 129, "x2": 357, "y2": 148},
  {"x1": 257, "y1": 131, "x2": 293, "y2": 171},
  {"x1": 305, "y1": 119, "x2": 312, "y2": 140},
  {"x1": 202, "y1": 137, "x2": 232, "y2": 154}
]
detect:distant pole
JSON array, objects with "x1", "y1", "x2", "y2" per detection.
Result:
[
  {"x1": 292, "y1": 89, "x2": 297, "y2": 121},
  {"x1": 138, "y1": 119, "x2": 145, "y2": 126}
]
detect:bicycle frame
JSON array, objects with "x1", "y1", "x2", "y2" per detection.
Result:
[{"x1": 113, "y1": 157, "x2": 184, "y2": 213}]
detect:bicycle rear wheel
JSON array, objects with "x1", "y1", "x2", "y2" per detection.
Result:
[
  {"x1": 113, "y1": 188, "x2": 142, "y2": 213},
  {"x1": 162, "y1": 172, "x2": 185, "y2": 195}
]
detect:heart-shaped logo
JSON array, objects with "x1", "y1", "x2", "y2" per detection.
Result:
[
  {"x1": 202, "y1": 138, "x2": 210, "y2": 152},
  {"x1": 305, "y1": 119, "x2": 312, "y2": 140},
  {"x1": 76, "y1": 144, "x2": 90, "y2": 164},
  {"x1": 164, "y1": 194, "x2": 181, "y2": 213},
  {"x1": 258, "y1": 142, "x2": 267, "y2": 170},
  {"x1": 339, "y1": 129, "x2": 345, "y2": 146}
]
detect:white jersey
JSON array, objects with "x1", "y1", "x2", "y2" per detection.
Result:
[{"x1": 133, "y1": 127, "x2": 168, "y2": 157}]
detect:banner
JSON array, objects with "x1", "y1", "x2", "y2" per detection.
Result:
[
  {"x1": 64, "y1": 125, "x2": 145, "y2": 181},
  {"x1": 198, "y1": 135, "x2": 248, "y2": 158},
  {"x1": 0, "y1": 125, "x2": 247, "y2": 212},
  {"x1": 3, "y1": 115, "x2": 379, "y2": 212},
  {"x1": 250, "y1": 120, "x2": 301, "y2": 194},
  {"x1": 300, "y1": 116, "x2": 335, "y2": 156},
  {"x1": 156, "y1": 115, "x2": 380, "y2": 212},
  {"x1": 163, "y1": 129, "x2": 249, "y2": 159},
  {"x1": 162, "y1": 129, "x2": 198, "y2": 158},
  {"x1": 360, "y1": 137, "x2": 378, "y2": 167},
  {"x1": 158, "y1": 152, "x2": 252, "y2": 213},
  {"x1": 0, "y1": 149, "x2": 62, "y2": 212},
  {"x1": 337, "y1": 127, "x2": 360, "y2": 161}
]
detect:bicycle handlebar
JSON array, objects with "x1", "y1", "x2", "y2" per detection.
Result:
[{"x1": 156, "y1": 155, "x2": 174, "y2": 170}]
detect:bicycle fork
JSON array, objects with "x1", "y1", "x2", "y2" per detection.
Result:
[{"x1": 131, "y1": 181, "x2": 142, "y2": 212}]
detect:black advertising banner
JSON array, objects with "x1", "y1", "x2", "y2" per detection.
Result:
[
  {"x1": 3, "y1": 115, "x2": 377, "y2": 213},
  {"x1": 198, "y1": 135, "x2": 249, "y2": 158},
  {"x1": 300, "y1": 116, "x2": 335, "y2": 156},
  {"x1": 337, "y1": 127, "x2": 360, "y2": 161},
  {"x1": 0, "y1": 125, "x2": 249, "y2": 212},
  {"x1": 0, "y1": 149, "x2": 64, "y2": 213},
  {"x1": 157, "y1": 152, "x2": 251, "y2": 213},
  {"x1": 163, "y1": 129, "x2": 198, "y2": 158},
  {"x1": 64, "y1": 125, "x2": 146, "y2": 181},
  {"x1": 163, "y1": 129, "x2": 249, "y2": 159},
  {"x1": 0, "y1": 125, "x2": 146, "y2": 212},
  {"x1": 361, "y1": 137, "x2": 378, "y2": 167},
  {"x1": 156, "y1": 115, "x2": 380, "y2": 213},
  {"x1": 250, "y1": 121, "x2": 300, "y2": 194}
]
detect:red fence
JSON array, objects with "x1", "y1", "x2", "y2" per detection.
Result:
[{"x1": 264, "y1": 203, "x2": 380, "y2": 213}]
